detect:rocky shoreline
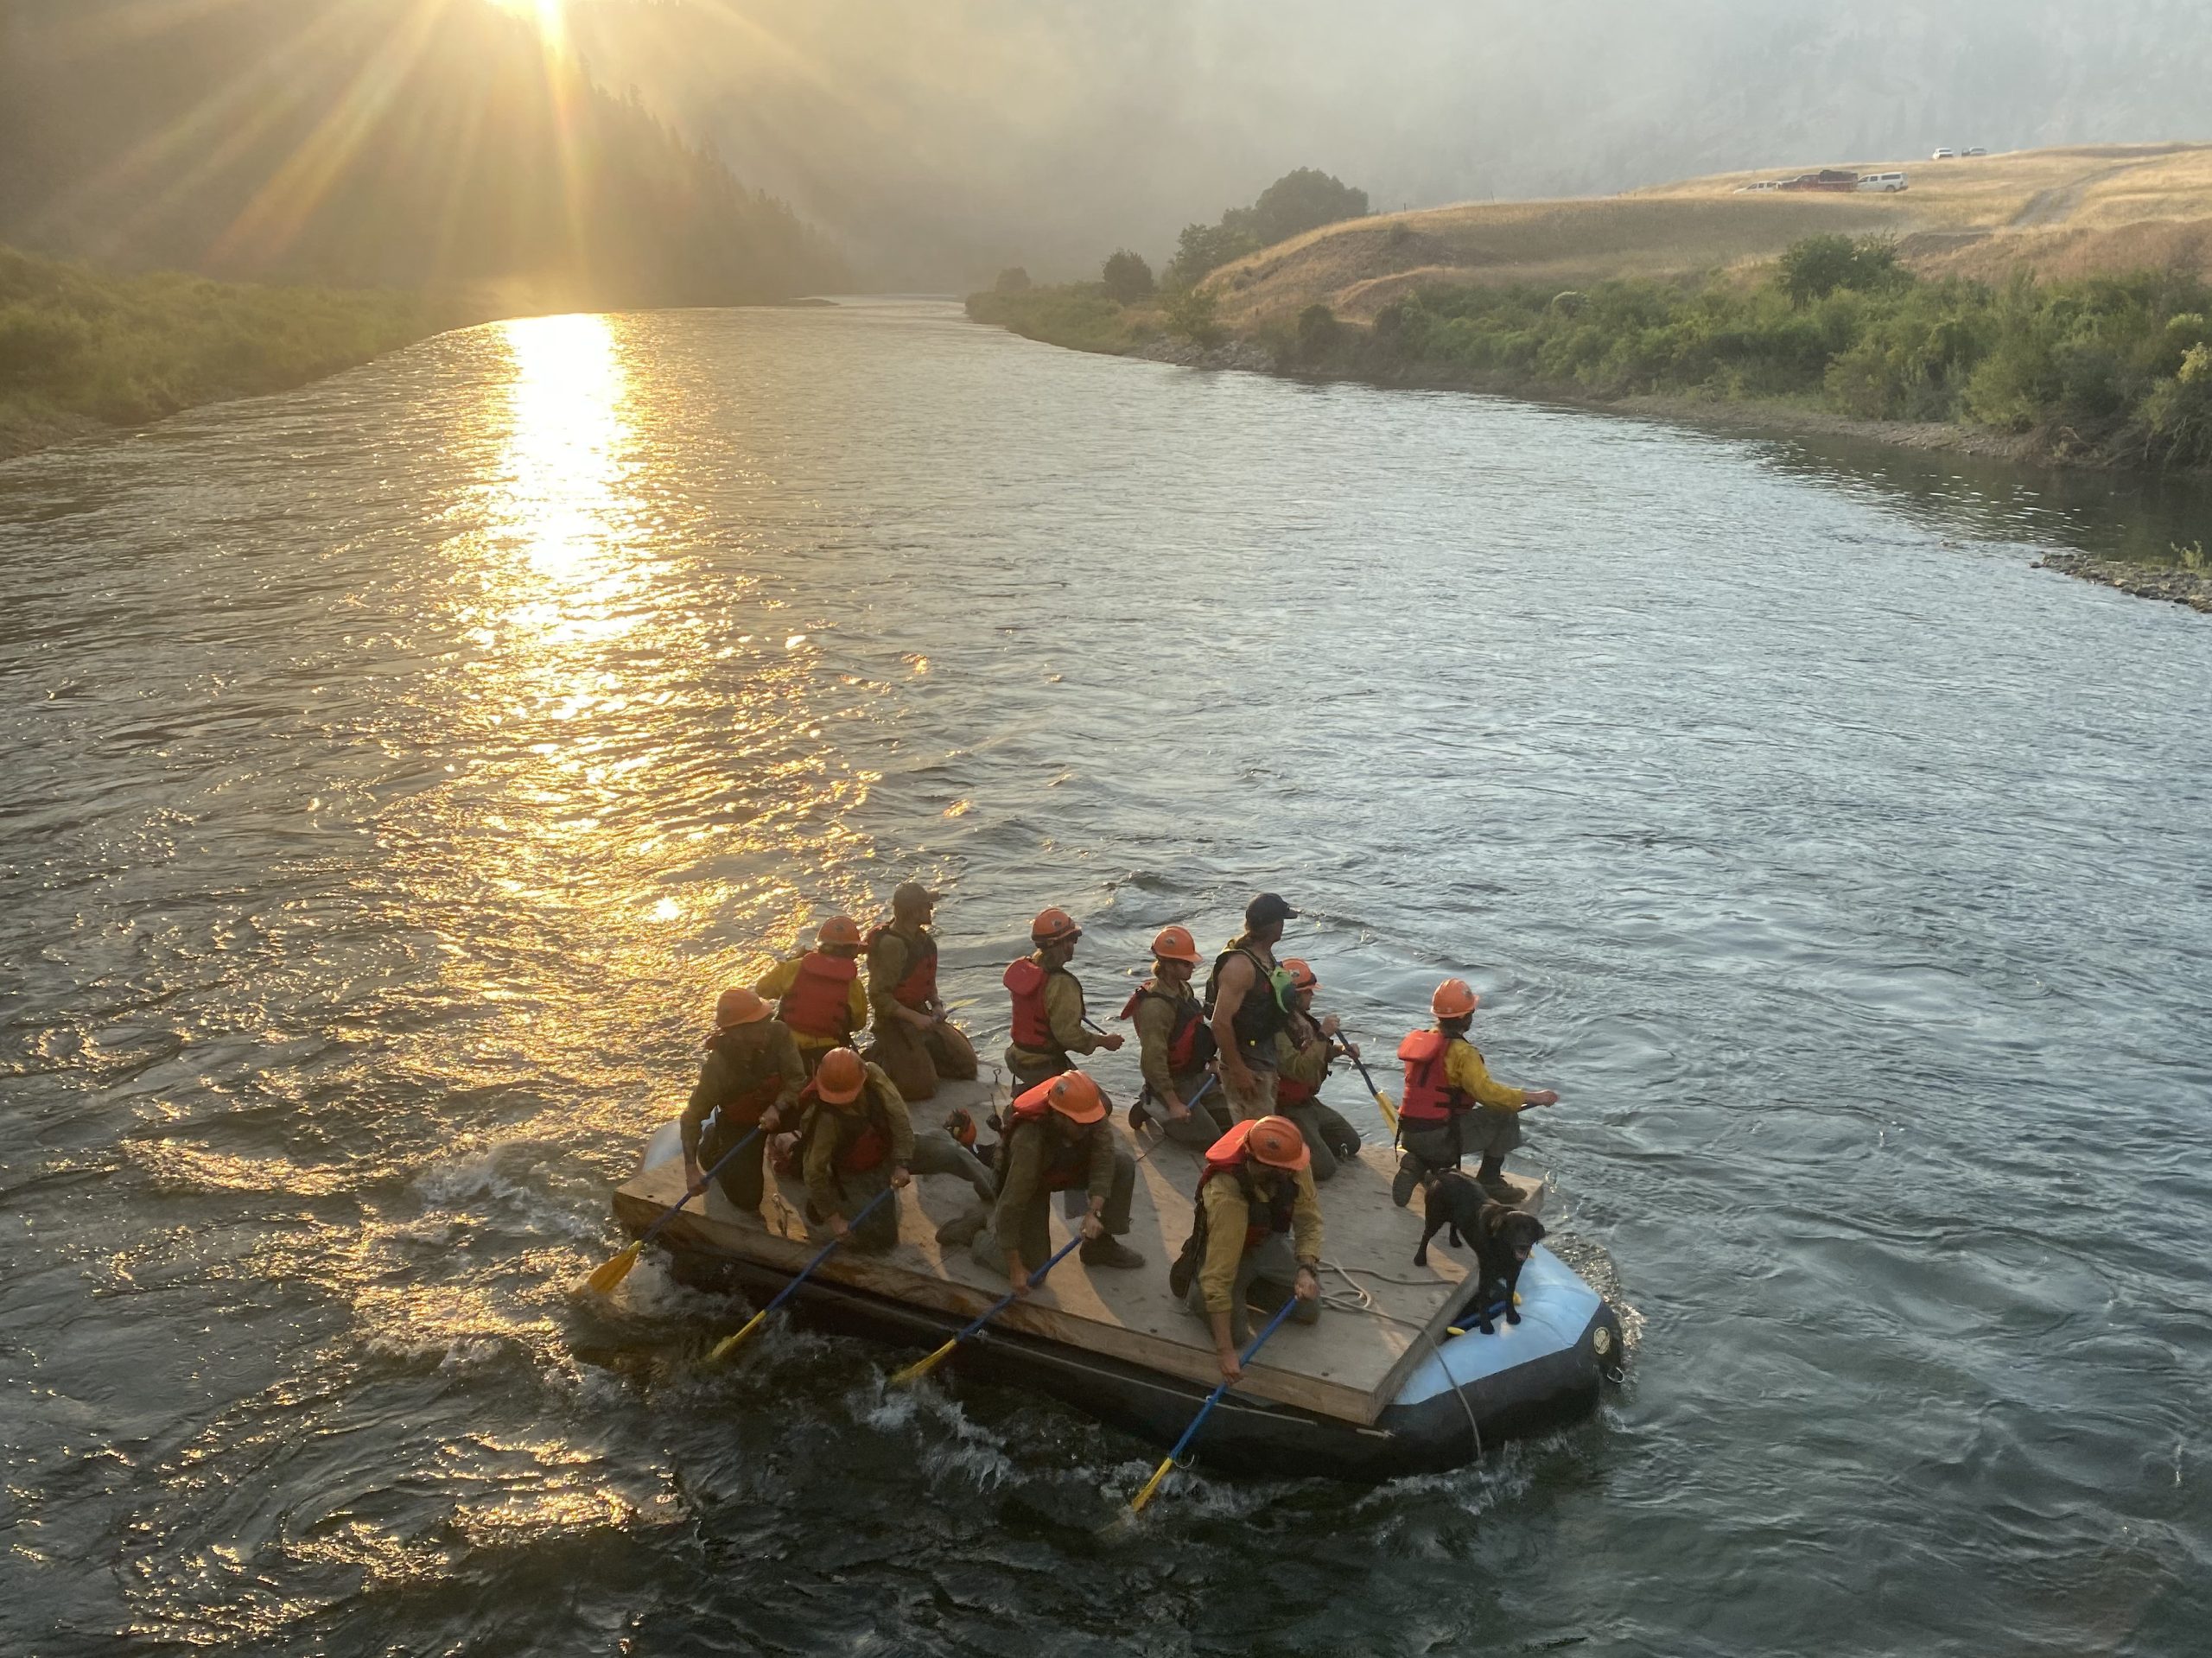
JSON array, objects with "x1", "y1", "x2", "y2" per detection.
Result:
[{"x1": 2033, "y1": 553, "x2": 2212, "y2": 614}]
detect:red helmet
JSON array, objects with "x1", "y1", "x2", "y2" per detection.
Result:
[
  {"x1": 1031, "y1": 906, "x2": 1082, "y2": 946},
  {"x1": 1150, "y1": 924, "x2": 1202, "y2": 966},
  {"x1": 1432, "y1": 978, "x2": 1480, "y2": 1020},
  {"x1": 714, "y1": 987, "x2": 771, "y2": 1029},
  {"x1": 817, "y1": 914, "x2": 863, "y2": 948},
  {"x1": 1246, "y1": 1115, "x2": 1311, "y2": 1172},
  {"x1": 1045, "y1": 1071, "x2": 1108, "y2": 1124},
  {"x1": 814, "y1": 1047, "x2": 866, "y2": 1103}
]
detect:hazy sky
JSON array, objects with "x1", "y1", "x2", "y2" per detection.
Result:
[{"x1": 569, "y1": 0, "x2": 2212, "y2": 286}]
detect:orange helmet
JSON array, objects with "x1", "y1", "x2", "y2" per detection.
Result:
[
  {"x1": 714, "y1": 987, "x2": 771, "y2": 1029},
  {"x1": 1150, "y1": 924, "x2": 1202, "y2": 966},
  {"x1": 1432, "y1": 977, "x2": 1480, "y2": 1020},
  {"x1": 1283, "y1": 957, "x2": 1319, "y2": 994},
  {"x1": 1031, "y1": 906, "x2": 1082, "y2": 946},
  {"x1": 814, "y1": 1047, "x2": 866, "y2": 1103},
  {"x1": 1246, "y1": 1115, "x2": 1311, "y2": 1172},
  {"x1": 1044, "y1": 1070, "x2": 1108, "y2": 1124},
  {"x1": 817, "y1": 914, "x2": 863, "y2": 948}
]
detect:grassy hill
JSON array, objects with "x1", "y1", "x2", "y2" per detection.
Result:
[{"x1": 1209, "y1": 143, "x2": 2212, "y2": 327}]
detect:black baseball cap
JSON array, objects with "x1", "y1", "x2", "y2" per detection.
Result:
[{"x1": 1245, "y1": 893, "x2": 1299, "y2": 928}]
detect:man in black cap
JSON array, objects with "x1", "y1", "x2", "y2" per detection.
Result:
[{"x1": 1204, "y1": 893, "x2": 1300, "y2": 1123}]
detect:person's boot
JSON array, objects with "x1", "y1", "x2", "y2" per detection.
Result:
[
  {"x1": 1080, "y1": 1236, "x2": 1145, "y2": 1269},
  {"x1": 1128, "y1": 1097, "x2": 1152, "y2": 1132},
  {"x1": 1392, "y1": 1153, "x2": 1423, "y2": 1208},
  {"x1": 934, "y1": 1205, "x2": 988, "y2": 1249},
  {"x1": 1476, "y1": 1156, "x2": 1515, "y2": 1199}
]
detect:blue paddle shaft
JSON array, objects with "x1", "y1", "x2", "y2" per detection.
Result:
[
  {"x1": 639, "y1": 1124, "x2": 764, "y2": 1247},
  {"x1": 760, "y1": 1183, "x2": 897, "y2": 1318},
  {"x1": 953, "y1": 1231, "x2": 1084, "y2": 1344},
  {"x1": 1162, "y1": 1295, "x2": 1300, "y2": 1466}
]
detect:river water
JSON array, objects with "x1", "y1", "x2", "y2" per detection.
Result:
[{"x1": 3, "y1": 300, "x2": 2208, "y2": 1656}]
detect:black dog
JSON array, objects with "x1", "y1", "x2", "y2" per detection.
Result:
[{"x1": 1414, "y1": 1169, "x2": 1547, "y2": 1333}]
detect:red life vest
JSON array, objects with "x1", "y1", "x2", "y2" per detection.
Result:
[
  {"x1": 1118, "y1": 981, "x2": 1212, "y2": 1072},
  {"x1": 777, "y1": 950, "x2": 858, "y2": 1041},
  {"x1": 1275, "y1": 1068, "x2": 1319, "y2": 1109},
  {"x1": 867, "y1": 924, "x2": 938, "y2": 1010},
  {"x1": 1396, "y1": 1028, "x2": 1475, "y2": 1125},
  {"x1": 1198, "y1": 1120, "x2": 1300, "y2": 1251},
  {"x1": 1003, "y1": 955, "x2": 1071, "y2": 1054},
  {"x1": 706, "y1": 1027, "x2": 786, "y2": 1128},
  {"x1": 999, "y1": 1076, "x2": 1091, "y2": 1191},
  {"x1": 799, "y1": 1078, "x2": 889, "y2": 1172}
]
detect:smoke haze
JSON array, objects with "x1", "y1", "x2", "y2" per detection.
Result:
[{"x1": 568, "y1": 0, "x2": 2212, "y2": 288}]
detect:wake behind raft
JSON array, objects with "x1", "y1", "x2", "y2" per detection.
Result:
[{"x1": 607, "y1": 1080, "x2": 1624, "y2": 1482}]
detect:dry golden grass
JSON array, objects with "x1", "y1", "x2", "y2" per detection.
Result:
[{"x1": 1211, "y1": 143, "x2": 2212, "y2": 327}]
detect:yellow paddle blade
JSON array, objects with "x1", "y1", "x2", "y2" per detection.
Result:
[
  {"x1": 584, "y1": 1242, "x2": 642, "y2": 1297},
  {"x1": 706, "y1": 1309, "x2": 768, "y2": 1367},
  {"x1": 888, "y1": 1337, "x2": 958, "y2": 1388},
  {"x1": 1371, "y1": 1089, "x2": 1399, "y2": 1129},
  {"x1": 1126, "y1": 1453, "x2": 1177, "y2": 1515}
]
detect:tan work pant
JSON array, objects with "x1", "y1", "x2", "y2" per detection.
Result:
[{"x1": 865, "y1": 1017, "x2": 978, "y2": 1102}]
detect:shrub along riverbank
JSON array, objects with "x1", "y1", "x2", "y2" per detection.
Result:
[
  {"x1": 969, "y1": 236, "x2": 2212, "y2": 476},
  {"x1": 0, "y1": 247, "x2": 445, "y2": 459}
]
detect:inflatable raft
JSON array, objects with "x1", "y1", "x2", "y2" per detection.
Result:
[{"x1": 613, "y1": 1081, "x2": 1622, "y2": 1481}]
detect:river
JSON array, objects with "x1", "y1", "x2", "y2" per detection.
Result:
[{"x1": 3, "y1": 299, "x2": 2207, "y2": 1656}]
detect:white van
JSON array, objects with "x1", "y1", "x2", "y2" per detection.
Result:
[
  {"x1": 1932, "y1": 148, "x2": 1958, "y2": 160},
  {"x1": 1858, "y1": 172, "x2": 1909, "y2": 192}
]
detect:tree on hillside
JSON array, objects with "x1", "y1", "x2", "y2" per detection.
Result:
[
  {"x1": 1164, "y1": 221, "x2": 1259, "y2": 291},
  {"x1": 1248, "y1": 168, "x2": 1369, "y2": 245},
  {"x1": 1779, "y1": 234, "x2": 1904, "y2": 307},
  {"x1": 995, "y1": 266, "x2": 1032, "y2": 294},
  {"x1": 1102, "y1": 249, "x2": 1154, "y2": 303}
]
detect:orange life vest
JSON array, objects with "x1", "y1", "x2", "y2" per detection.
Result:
[
  {"x1": 1198, "y1": 1120, "x2": 1299, "y2": 1251},
  {"x1": 1003, "y1": 955, "x2": 1071, "y2": 1056},
  {"x1": 777, "y1": 950, "x2": 859, "y2": 1041},
  {"x1": 998, "y1": 1076, "x2": 1092, "y2": 1191},
  {"x1": 867, "y1": 924, "x2": 938, "y2": 1010},
  {"x1": 1396, "y1": 1028, "x2": 1475, "y2": 1125},
  {"x1": 798, "y1": 1078, "x2": 889, "y2": 1172}
]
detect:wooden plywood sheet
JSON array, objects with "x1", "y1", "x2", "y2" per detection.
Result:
[{"x1": 612, "y1": 1079, "x2": 1526, "y2": 1426}]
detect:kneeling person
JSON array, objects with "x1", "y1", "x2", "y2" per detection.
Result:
[
  {"x1": 1175, "y1": 1115, "x2": 1323, "y2": 1381},
  {"x1": 681, "y1": 988, "x2": 804, "y2": 1217},
  {"x1": 796, "y1": 1047, "x2": 914, "y2": 1253},
  {"x1": 967, "y1": 1071, "x2": 1143, "y2": 1282},
  {"x1": 755, "y1": 914, "x2": 869, "y2": 1076},
  {"x1": 1271, "y1": 957, "x2": 1363, "y2": 1181}
]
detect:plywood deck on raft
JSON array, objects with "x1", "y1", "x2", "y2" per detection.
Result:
[{"x1": 612, "y1": 1079, "x2": 1541, "y2": 1427}]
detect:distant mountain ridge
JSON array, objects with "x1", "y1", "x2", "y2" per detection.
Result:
[{"x1": 0, "y1": 0, "x2": 843, "y2": 308}]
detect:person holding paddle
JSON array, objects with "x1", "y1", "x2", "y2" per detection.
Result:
[
  {"x1": 1170, "y1": 1115, "x2": 1324, "y2": 1381},
  {"x1": 941, "y1": 1070, "x2": 1143, "y2": 1275},
  {"x1": 1270, "y1": 958, "x2": 1363, "y2": 1181},
  {"x1": 794, "y1": 1047, "x2": 915, "y2": 1253},
  {"x1": 681, "y1": 988, "x2": 805, "y2": 1219},
  {"x1": 1122, "y1": 924, "x2": 1228, "y2": 1145}
]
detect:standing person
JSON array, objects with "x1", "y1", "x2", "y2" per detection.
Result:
[
  {"x1": 1393, "y1": 977, "x2": 1560, "y2": 1206},
  {"x1": 794, "y1": 1046, "x2": 914, "y2": 1253},
  {"x1": 863, "y1": 881, "x2": 979, "y2": 1103},
  {"x1": 1001, "y1": 906, "x2": 1122, "y2": 1095},
  {"x1": 753, "y1": 915, "x2": 868, "y2": 1076},
  {"x1": 951, "y1": 1070, "x2": 1144, "y2": 1275},
  {"x1": 1271, "y1": 958, "x2": 1363, "y2": 1182},
  {"x1": 1205, "y1": 893, "x2": 1300, "y2": 1122},
  {"x1": 1172, "y1": 1115, "x2": 1323, "y2": 1380},
  {"x1": 680, "y1": 988, "x2": 806, "y2": 1220},
  {"x1": 1121, "y1": 924, "x2": 1228, "y2": 1146}
]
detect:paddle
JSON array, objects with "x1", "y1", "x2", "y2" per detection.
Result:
[
  {"x1": 1123, "y1": 1295, "x2": 1300, "y2": 1516},
  {"x1": 1332, "y1": 1037, "x2": 1399, "y2": 1135},
  {"x1": 887, "y1": 1231, "x2": 1084, "y2": 1387},
  {"x1": 584, "y1": 1124, "x2": 766, "y2": 1295},
  {"x1": 704, "y1": 1184, "x2": 896, "y2": 1366}
]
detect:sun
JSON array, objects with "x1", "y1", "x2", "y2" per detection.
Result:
[{"x1": 488, "y1": 0, "x2": 566, "y2": 35}]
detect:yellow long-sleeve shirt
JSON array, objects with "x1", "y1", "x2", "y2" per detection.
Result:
[
  {"x1": 753, "y1": 954, "x2": 869, "y2": 1051},
  {"x1": 1445, "y1": 1034, "x2": 1527, "y2": 1112},
  {"x1": 1197, "y1": 1165, "x2": 1323, "y2": 1314}
]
